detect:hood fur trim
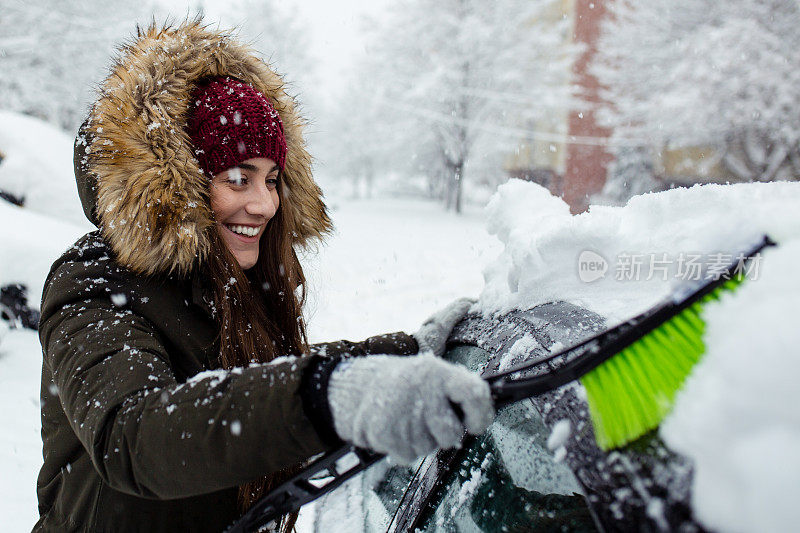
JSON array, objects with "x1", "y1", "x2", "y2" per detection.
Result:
[{"x1": 86, "y1": 20, "x2": 331, "y2": 277}]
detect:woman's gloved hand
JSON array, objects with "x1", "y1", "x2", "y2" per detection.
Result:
[
  {"x1": 412, "y1": 297, "x2": 475, "y2": 357},
  {"x1": 327, "y1": 354, "x2": 494, "y2": 464}
]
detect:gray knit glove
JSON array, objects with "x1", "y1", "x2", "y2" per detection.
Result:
[
  {"x1": 327, "y1": 354, "x2": 494, "y2": 463},
  {"x1": 412, "y1": 298, "x2": 475, "y2": 357}
]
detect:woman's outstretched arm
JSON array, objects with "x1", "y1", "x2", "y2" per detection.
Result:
[{"x1": 40, "y1": 271, "x2": 329, "y2": 501}]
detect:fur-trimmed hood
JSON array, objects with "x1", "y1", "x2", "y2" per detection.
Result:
[{"x1": 75, "y1": 20, "x2": 331, "y2": 277}]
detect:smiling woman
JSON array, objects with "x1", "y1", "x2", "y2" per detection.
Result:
[{"x1": 34, "y1": 19, "x2": 494, "y2": 533}]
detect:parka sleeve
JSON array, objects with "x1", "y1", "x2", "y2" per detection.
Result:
[
  {"x1": 308, "y1": 331, "x2": 419, "y2": 359},
  {"x1": 40, "y1": 284, "x2": 329, "y2": 500}
]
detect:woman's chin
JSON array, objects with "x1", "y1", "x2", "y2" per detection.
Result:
[{"x1": 234, "y1": 252, "x2": 258, "y2": 270}]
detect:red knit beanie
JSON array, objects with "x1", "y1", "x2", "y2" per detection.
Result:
[{"x1": 186, "y1": 76, "x2": 287, "y2": 176}]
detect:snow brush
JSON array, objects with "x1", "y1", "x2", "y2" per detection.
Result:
[
  {"x1": 226, "y1": 236, "x2": 774, "y2": 533},
  {"x1": 490, "y1": 235, "x2": 775, "y2": 450}
]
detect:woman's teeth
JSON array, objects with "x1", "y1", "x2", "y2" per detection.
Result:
[{"x1": 226, "y1": 224, "x2": 259, "y2": 237}]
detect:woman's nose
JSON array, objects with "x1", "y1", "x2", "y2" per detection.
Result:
[{"x1": 245, "y1": 185, "x2": 278, "y2": 218}]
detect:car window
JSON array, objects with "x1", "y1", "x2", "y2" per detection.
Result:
[
  {"x1": 314, "y1": 341, "x2": 600, "y2": 532},
  {"x1": 411, "y1": 345, "x2": 598, "y2": 532},
  {"x1": 361, "y1": 460, "x2": 419, "y2": 531},
  {"x1": 440, "y1": 309, "x2": 701, "y2": 532}
]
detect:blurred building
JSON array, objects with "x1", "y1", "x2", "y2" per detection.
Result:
[
  {"x1": 505, "y1": 0, "x2": 612, "y2": 214},
  {"x1": 657, "y1": 145, "x2": 728, "y2": 186},
  {"x1": 505, "y1": 0, "x2": 755, "y2": 212}
]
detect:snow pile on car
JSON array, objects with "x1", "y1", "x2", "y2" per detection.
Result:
[
  {"x1": 662, "y1": 240, "x2": 800, "y2": 532},
  {"x1": 479, "y1": 179, "x2": 800, "y2": 532},
  {"x1": 480, "y1": 178, "x2": 800, "y2": 320}
]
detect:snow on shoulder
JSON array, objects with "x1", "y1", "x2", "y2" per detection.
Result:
[{"x1": 478, "y1": 178, "x2": 800, "y2": 532}]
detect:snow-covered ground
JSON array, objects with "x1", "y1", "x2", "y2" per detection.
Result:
[
  {"x1": 303, "y1": 197, "x2": 501, "y2": 340},
  {"x1": 0, "y1": 328, "x2": 44, "y2": 532},
  {"x1": 0, "y1": 202, "x2": 88, "y2": 533}
]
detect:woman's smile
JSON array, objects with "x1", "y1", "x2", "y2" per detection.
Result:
[{"x1": 222, "y1": 223, "x2": 263, "y2": 239}]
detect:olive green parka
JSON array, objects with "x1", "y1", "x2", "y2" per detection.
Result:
[{"x1": 35, "y1": 21, "x2": 416, "y2": 532}]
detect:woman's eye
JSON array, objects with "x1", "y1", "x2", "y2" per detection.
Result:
[
  {"x1": 225, "y1": 168, "x2": 247, "y2": 186},
  {"x1": 266, "y1": 176, "x2": 279, "y2": 190}
]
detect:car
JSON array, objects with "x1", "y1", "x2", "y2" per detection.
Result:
[{"x1": 312, "y1": 301, "x2": 702, "y2": 532}]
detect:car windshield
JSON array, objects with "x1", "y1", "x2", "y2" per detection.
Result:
[
  {"x1": 311, "y1": 453, "x2": 422, "y2": 532},
  {"x1": 412, "y1": 345, "x2": 598, "y2": 532},
  {"x1": 310, "y1": 344, "x2": 597, "y2": 533},
  {"x1": 313, "y1": 301, "x2": 698, "y2": 531}
]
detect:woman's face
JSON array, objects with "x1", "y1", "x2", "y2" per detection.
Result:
[{"x1": 210, "y1": 157, "x2": 280, "y2": 270}]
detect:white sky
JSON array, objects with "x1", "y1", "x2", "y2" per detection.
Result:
[
  {"x1": 166, "y1": 0, "x2": 393, "y2": 94},
  {"x1": 290, "y1": 0, "x2": 391, "y2": 82}
]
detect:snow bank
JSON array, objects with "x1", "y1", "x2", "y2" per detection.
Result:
[
  {"x1": 0, "y1": 329, "x2": 45, "y2": 532},
  {"x1": 0, "y1": 201, "x2": 88, "y2": 307},
  {"x1": 479, "y1": 179, "x2": 800, "y2": 532},
  {"x1": 0, "y1": 110, "x2": 89, "y2": 226}
]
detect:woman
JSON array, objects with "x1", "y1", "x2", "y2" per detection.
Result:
[{"x1": 35, "y1": 21, "x2": 493, "y2": 532}]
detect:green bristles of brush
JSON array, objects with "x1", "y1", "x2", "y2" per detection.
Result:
[{"x1": 581, "y1": 275, "x2": 746, "y2": 450}]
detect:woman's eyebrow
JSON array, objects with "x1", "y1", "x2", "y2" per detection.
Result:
[{"x1": 236, "y1": 163, "x2": 280, "y2": 173}]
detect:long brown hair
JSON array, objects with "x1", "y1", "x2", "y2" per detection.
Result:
[{"x1": 202, "y1": 175, "x2": 305, "y2": 532}]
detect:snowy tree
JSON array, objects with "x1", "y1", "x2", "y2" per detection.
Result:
[
  {"x1": 333, "y1": 0, "x2": 574, "y2": 212},
  {"x1": 0, "y1": 0, "x2": 312, "y2": 132},
  {"x1": 188, "y1": 0, "x2": 314, "y2": 94},
  {"x1": 593, "y1": 0, "x2": 800, "y2": 184},
  {"x1": 592, "y1": 145, "x2": 661, "y2": 206},
  {"x1": 317, "y1": 57, "x2": 384, "y2": 199},
  {"x1": 0, "y1": 0, "x2": 150, "y2": 130}
]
